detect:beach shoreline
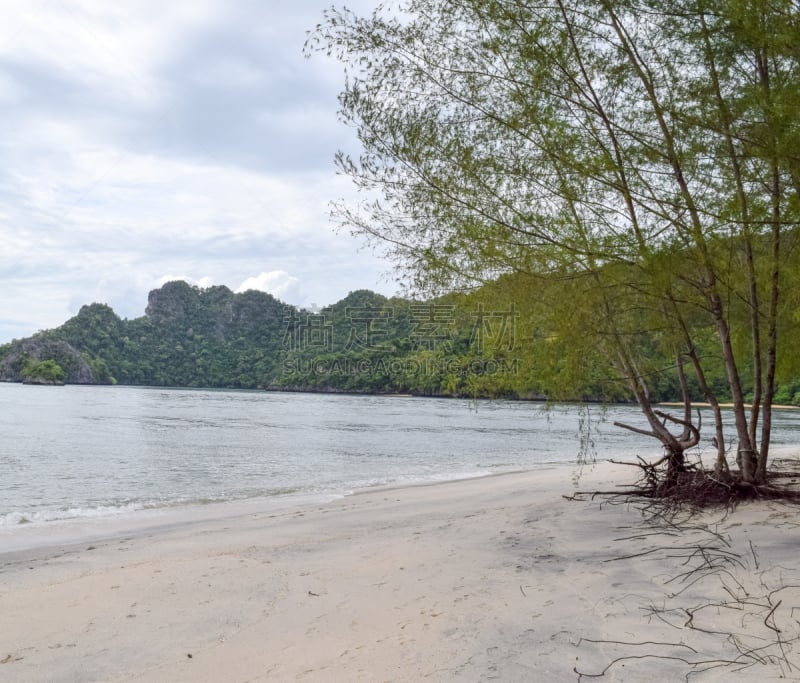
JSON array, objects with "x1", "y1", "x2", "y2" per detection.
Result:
[
  {"x1": 2, "y1": 462, "x2": 800, "y2": 681},
  {"x1": 0, "y1": 466, "x2": 554, "y2": 556}
]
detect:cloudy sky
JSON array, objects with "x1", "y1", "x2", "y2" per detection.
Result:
[{"x1": 0, "y1": 0, "x2": 395, "y2": 343}]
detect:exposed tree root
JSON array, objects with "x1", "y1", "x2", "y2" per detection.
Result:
[{"x1": 574, "y1": 457, "x2": 800, "y2": 513}]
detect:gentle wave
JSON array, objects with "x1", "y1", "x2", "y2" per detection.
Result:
[
  {"x1": 0, "y1": 471, "x2": 497, "y2": 528},
  {"x1": 6, "y1": 386, "x2": 798, "y2": 536},
  {"x1": 1, "y1": 503, "x2": 145, "y2": 526},
  {"x1": 0, "y1": 487, "x2": 314, "y2": 527}
]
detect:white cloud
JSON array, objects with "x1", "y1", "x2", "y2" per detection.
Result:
[
  {"x1": 236, "y1": 271, "x2": 299, "y2": 300},
  {"x1": 157, "y1": 275, "x2": 214, "y2": 289},
  {"x1": 0, "y1": 0, "x2": 396, "y2": 344},
  {"x1": 192, "y1": 57, "x2": 265, "y2": 88}
]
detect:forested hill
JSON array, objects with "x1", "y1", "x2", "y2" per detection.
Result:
[
  {"x1": 0, "y1": 280, "x2": 550, "y2": 397},
  {"x1": 3, "y1": 278, "x2": 798, "y2": 403},
  {"x1": 2, "y1": 281, "x2": 292, "y2": 389}
]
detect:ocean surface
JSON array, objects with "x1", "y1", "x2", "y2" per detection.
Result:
[{"x1": 2, "y1": 384, "x2": 800, "y2": 543}]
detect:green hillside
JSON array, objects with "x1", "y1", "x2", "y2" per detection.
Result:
[{"x1": 2, "y1": 277, "x2": 793, "y2": 403}]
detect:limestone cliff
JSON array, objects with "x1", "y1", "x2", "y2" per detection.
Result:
[{"x1": 0, "y1": 339, "x2": 101, "y2": 384}]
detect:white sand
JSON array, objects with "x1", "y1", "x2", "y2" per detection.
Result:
[{"x1": 2, "y1": 463, "x2": 800, "y2": 682}]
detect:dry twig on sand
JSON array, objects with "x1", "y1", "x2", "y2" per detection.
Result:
[{"x1": 573, "y1": 503, "x2": 800, "y2": 681}]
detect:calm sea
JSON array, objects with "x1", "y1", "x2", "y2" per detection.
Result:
[{"x1": 2, "y1": 384, "x2": 800, "y2": 543}]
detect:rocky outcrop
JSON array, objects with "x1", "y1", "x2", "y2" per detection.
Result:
[
  {"x1": 0, "y1": 339, "x2": 98, "y2": 384},
  {"x1": 145, "y1": 280, "x2": 208, "y2": 322},
  {"x1": 22, "y1": 376, "x2": 65, "y2": 386},
  {"x1": 145, "y1": 281, "x2": 283, "y2": 343}
]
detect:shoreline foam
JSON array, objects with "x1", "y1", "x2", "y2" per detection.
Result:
[{"x1": 0, "y1": 464, "x2": 563, "y2": 554}]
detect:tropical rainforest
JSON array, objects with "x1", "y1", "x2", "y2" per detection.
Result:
[{"x1": 0, "y1": 277, "x2": 797, "y2": 407}]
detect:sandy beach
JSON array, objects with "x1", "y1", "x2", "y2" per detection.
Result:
[{"x1": 2, "y1": 462, "x2": 800, "y2": 682}]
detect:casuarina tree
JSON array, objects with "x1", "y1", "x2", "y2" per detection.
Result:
[{"x1": 308, "y1": 1, "x2": 800, "y2": 490}]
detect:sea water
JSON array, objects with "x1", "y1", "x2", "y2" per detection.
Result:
[{"x1": 1, "y1": 384, "x2": 799, "y2": 543}]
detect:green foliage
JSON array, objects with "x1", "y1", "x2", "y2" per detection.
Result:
[
  {"x1": 308, "y1": 0, "x2": 800, "y2": 482},
  {"x1": 27, "y1": 279, "x2": 732, "y2": 399},
  {"x1": 21, "y1": 359, "x2": 66, "y2": 383},
  {"x1": 20, "y1": 271, "x2": 800, "y2": 404}
]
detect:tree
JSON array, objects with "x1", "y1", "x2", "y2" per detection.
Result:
[
  {"x1": 309, "y1": 0, "x2": 800, "y2": 488},
  {"x1": 21, "y1": 359, "x2": 66, "y2": 384}
]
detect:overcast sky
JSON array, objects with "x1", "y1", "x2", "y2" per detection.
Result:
[{"x1": 0, "y1": 0, "x2": 395, "y2": 343}]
